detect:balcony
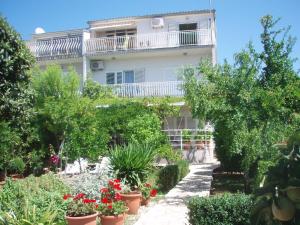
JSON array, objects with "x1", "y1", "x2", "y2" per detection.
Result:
[
  {"x1": 26, "y1": 36, "x2": 82, "y2": 61},
  {"x1": 108, "y1": 81, "x2": 184, "y2": 97},
  {"x1": 26, "y1": 29, "x2": 213, "y2": 60},
  {"x1": 85, "y1": 29, "x2": 213, "y2": 55}
]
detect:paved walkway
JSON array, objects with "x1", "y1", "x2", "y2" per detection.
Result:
[{"x1": 134, "y1": 161, "x2": 219, "y2": 225}]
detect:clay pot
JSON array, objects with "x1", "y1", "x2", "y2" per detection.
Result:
[
  {"x1": 120, "y1": 192, "x2": 141, "y2": 214},
  {"x1": 99, "y1": 213, "x2": 125, "y2": 225},
  {"x1": 65, "y1": 213, "x2": 98, "y2": 225},
  {"x1": 141, "y1": 197, "x2": 150, "y2": 206},
  {"x1": 272, "y1": 197, "x2": 295, "y2": 221},
  {"x1": 286, "y1": 187, "x2": 300, "y2": 203}
]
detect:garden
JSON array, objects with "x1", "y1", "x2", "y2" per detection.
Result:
[{"x1": 0, "y1": 12, "x2": 300, "y2": 225}]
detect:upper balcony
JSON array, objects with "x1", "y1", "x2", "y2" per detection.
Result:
[
  {"x1": 26, "y1": 29, "x2": 213, "y2": 60},
  {"x1": 85, "y1": 29, "x2": 213, "y2": 55},
  {"x1": 26, "y1": 36, "x2": 83, "y2": 61}
]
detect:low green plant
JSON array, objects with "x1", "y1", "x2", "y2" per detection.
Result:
[
  {"x1": 0, "y1": 173, "x2": 70, "y2": 224},
  {"x1": 158, "y1": 159, "x2": 189, "y2": 192},
  {"x1": 109, "y1": 143, "x2": 157, "y2": 190},
  {"x1": 156, "y1": 144, "x2": 181, "y2": 164},
  {"x1": 8, "y1": 157, "x2": 26, "y2": 174},
  {"x1": 188, "y1": 193, "x2": 254, "y2": 225}
]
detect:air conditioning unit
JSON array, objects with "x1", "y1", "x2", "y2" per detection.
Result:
[
  {"x1": 151, "y1": 18, "x2": 164, "y2": 28},
  {"x1": 90, "y1": 60, "x2": 104, "y2": 71}
]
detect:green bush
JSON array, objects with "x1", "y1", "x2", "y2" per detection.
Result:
[
  {"x1": 158, "y1": 159, "x2": 189, "y2": 192},
  {"x1": 188, "y1": 193, "x2": 253, "y2": 225},
  {"x1": 109, "y1": 143, "x2": 157, "y2": 189},
  {"x1": 0, "y1": 173, "x2": 70, "y2": 224}
]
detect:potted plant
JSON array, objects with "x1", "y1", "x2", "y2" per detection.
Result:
[
  {"x1": 97, "y1": 179, "x2": 128, "y2": 225},
  {"x1": 182, "y1": 130, "x2": 192, "y2": 150},
  {"x1": 139, "y1": 183, "x2": 158, "y2": 206},
  {"x1": 8, "y1": 157, "x2": 26, "y2": 179},
  {"x1": 63, "y1": 193, "x2": 98, "y2": 225},
  {"x1": 109, "y1": 143, "x2": 156, "y2": 214}
]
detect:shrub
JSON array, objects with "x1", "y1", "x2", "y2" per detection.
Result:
[
  {"x1": 109, "y1": 143, "x2": 157, "y2": 189},
  {"x1": 0, "y1": 173, "x2": 70, "y2": 224},
  {"x1": 158, "y1": 159, "x2": 189, "y2": 192},
  {"x1": 188, "y1": 193, "x2": 253, "y2": 225},
  {"x1": 156, "y1": 144, "x2": 181, "y2": 164},
  {"x1": 7, "y1": 157, "x2": 26, "y2": 174},
  {"x1": 65, "y1": 172, "x2": 112, "y2": 199}
]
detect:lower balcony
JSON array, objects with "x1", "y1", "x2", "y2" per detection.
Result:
[{"x1": 108, "y1": 81, "x2": 184, "y2": 97}]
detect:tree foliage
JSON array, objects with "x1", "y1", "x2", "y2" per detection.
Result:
[
  {"x1": 0, "y1": 16, "x2": 35, "y2": 172},
  {"x1": 31, "y1": 65, "x2": 109, "y2": 161},
  {"x1": 183, "y1": 15, "x2": 300, "y2": 184}
]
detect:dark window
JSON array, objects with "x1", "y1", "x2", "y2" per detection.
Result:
[{"x1": 179, "y1": 23, "x2": 198, "y2": 45}]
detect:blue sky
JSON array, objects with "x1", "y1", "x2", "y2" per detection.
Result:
[{"x1": 1, "y1": 0, "x2": 300, "y2": 69}]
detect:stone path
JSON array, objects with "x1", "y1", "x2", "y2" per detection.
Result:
[{"x1": 134, "y1": 161, "x2": 219, "y2": 225}]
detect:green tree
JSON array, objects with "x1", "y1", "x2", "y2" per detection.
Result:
[
  {"x1": 183, "y1": 15, "x2": 300, "y2": 189},
  {"x1": 0, "y1": 16, "x2": 35, "y2": 173},
  {"x1": 32, "y1": 65, "x2": 109, "y2": 162}
]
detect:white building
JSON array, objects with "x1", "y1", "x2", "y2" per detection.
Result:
[{"x1": 27, "y1": 10, "x2": 217, "y2": 162}]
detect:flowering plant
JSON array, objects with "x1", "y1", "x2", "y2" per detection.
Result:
[
  {"x1": 63, "y1": 193, "x2": 97, "y2": 217},
  {"x1": 139, "y1": 183, "x2": 157, "y2": 199},
  {"x1": 97, "y1": 179, "x2": 127, "y2": 216}
]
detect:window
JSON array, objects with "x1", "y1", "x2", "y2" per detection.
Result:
[
  {"x1": 179, "y1": 23, "x2": 198, "y2": 45},
  {"x1": 117, "y1": 72, "x2": 123, "y2": 84},
  {"x1": 106, "y1": 70, "x2": 145, "y2": 84},
  {"x1": 106, "y1": 73, "x2": 115, "y2": 84},
  {"x1": 124, "y1": 71, "x2": 134, "y2": 83}
]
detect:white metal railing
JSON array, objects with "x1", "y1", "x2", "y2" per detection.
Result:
[
  {"x1": 26, "y1": 36, "x2": 82, "y2": 59},
  {"x1": 85, "y1": 29, "x2": 212, "y2": 54},
  {"x1": 163, "y1": 128, "x2": 213, "y2": 151},
  {"x1": 163, "y1": 128, "x2": 215, "y2": 163},
  {"x1": 107, "y1": 81, "x2": 184, "y2": 97}
]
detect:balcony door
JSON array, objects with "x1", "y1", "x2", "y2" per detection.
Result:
[{"x1": 179, "y1": 23, "x2": 198, "y2": 45}]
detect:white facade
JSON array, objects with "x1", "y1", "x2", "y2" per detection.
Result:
[{"x1": 27, "y1": 10, "x2": 217, "y2": 95}]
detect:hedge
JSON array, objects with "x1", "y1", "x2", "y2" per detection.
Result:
[
  {"x1": 188, "y1": 193, "x2": 253, "y2": 225},
  {"x1": 158, "y1": 159, "x2": 189, "y2": 192}
]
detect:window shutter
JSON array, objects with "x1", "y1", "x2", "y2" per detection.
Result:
[{"x1": 134, "y1": 68, "x2": 145, "y2": 83}]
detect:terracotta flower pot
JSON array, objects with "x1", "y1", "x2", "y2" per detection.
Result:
[
  {"x1": 120, "y1": 192, "x2": 141, "y2": 214},
  {"x1": 141, "y1": 197, "x2": 150, "y2": 206},
  {"x1": 99, "y1": 213, "x2": 125, "y2": 225},
  {"x1": 65, "y1": 213, "x2": 98, "y2": 225}
]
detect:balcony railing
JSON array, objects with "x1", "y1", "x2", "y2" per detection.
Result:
[
  {"x1": 26, "y1": 29, "x2": 213, "y2": 60},
  {"x1": 26, "y1": 36, "x2": 82, "y2": 60},
  {"x1": 108, "y1": 81, "x2": 184, "y2": 97},
  {"x1": 85, "y1": 29, "x2": 212, "y2": 54}
]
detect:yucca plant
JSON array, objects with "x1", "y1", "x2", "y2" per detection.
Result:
[{"x1": 109, "y1": 143, "x2": 157, "y2": 190}]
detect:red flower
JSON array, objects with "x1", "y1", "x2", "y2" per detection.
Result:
[
  {"x1": 114, "y1": 179, "x2": 120, "y2": 183},
  {"x1": 74, "y1": 193, "x2": 85, "y2": 200},
  {"x1": 107, "y1": 205, "x2": 113, "y2": 209},
  {"x1": 150, "y1": 189, "x2": 157, "y2": 197},
  {"x1": 113, "y1": 183, "x2": 121, "y2": 191},
  {"x1": 109, "y1": 180, "x2": 114, "y2": 187},
  {"x1": 101, "y1": 198, "x2": 109, "y2": 204},
  {"x1": 63, "y1": 194, "x2": 72, "y2": 200},
  {"x1": 114, "y1": 192, "x2": 122, "y2": 201},
  {"x1": 83, "y1": 198, "x2": 96, "y2": 204},
  {"x1": 95, "y1": 204, "x2": 99, "y2": 209},
  {"x1": 100, "y1": 188, "x2": 109, "y2": 193}
]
